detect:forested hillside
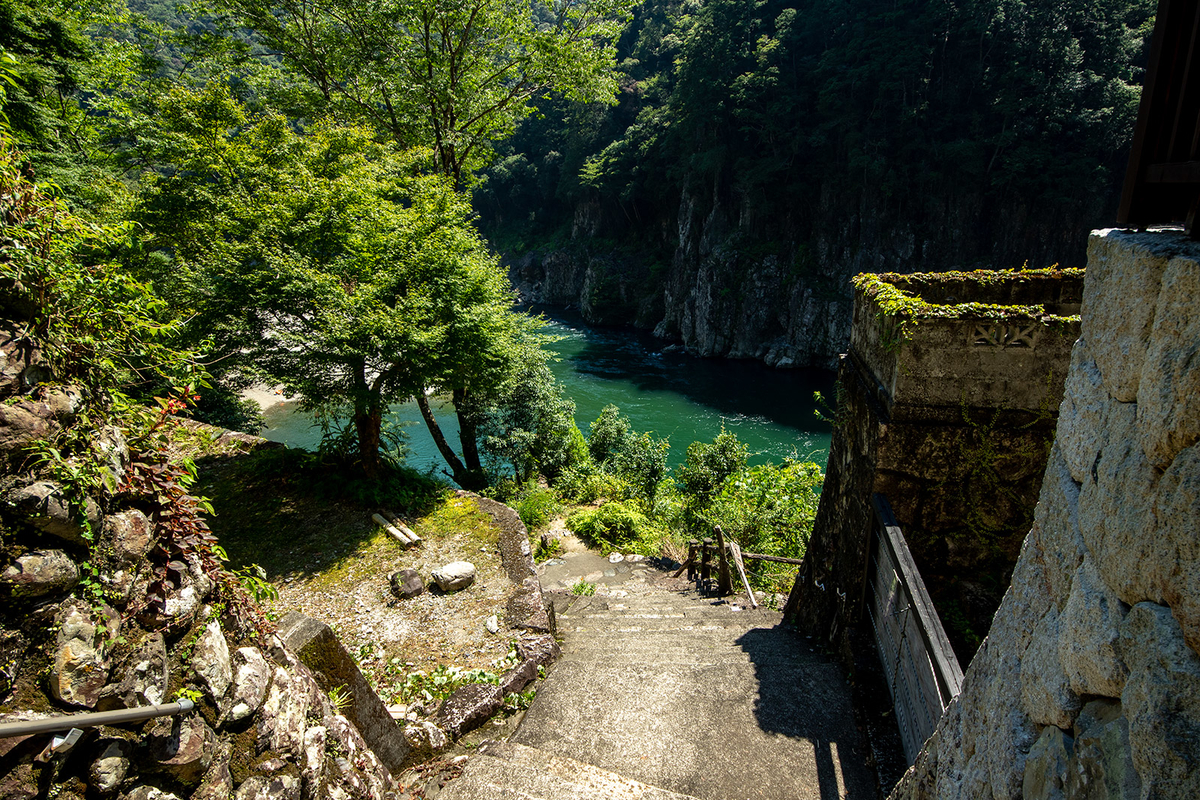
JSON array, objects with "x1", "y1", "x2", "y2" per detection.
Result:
[{"x1": 477, "y1": 0, "x2": 1156, "y2": 367}]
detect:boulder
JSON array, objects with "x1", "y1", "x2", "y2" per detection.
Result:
[
  {"x1": 1136, "y1": 252, "x2": 1200, "y2": 468},
  {"x1": 431, "y1": 561, "x2": 476, "y2": 592},
  {"x1": 1157, "y1": 445, "x2": 1200, "y2": 655},
  {"x1": 48, "y1": 601, "x2": 117, "y2": 708},
  {"x1": 257, "y1": 667, "x2": 311, "y2": 759},
  {"x1": 1023, "y1": 726, "x2": 1071, "y2": 800},
  {"x1": 1, "y1": 549, "x2": 78, "y2": 598},
  {"x1": 506, "y1": 576, "x2": 555, "y2": 633},
  {"x1": 388, "y1": 569, "x2": 424, "y2": 600},
  {"x1": 516, "y1": 634, "x2": 561, "y2": 667},
  {"x1": 144, "y1": 714, "x2": 217, "y2": 785},
  {"x1": 1056, "y1": 338, "x2": 1110, "y2": 484},
  {"x1": 0, "y1": 401, "x2": 59, "y2": 454},
  {"x1": 104, "y1": 510, "x2": 155, "y2": 563},
  {"x1": 97, "y1": 632, "x2": 168, "y2": 710},
  {"x1": 1118, "y1": 602, "x2": 1200, "y2": 798},
  {"x1": 192, "y1": 743, "x2": 234, "y2": 800},
  {"x1": 1058, "y1": 559, "x2": 1128, "y2": 699},
  {"x1": 122, "y1": 787, "x2": 184, "y2": 800},
  {"x1": 226, "y1": 646, "x2": 272, "y2": 723},
  {"x1": 89, "y1": 738, "x2": 133, "y2": 795},
  {"x1": 1067, "y1": 699, "x2": 1140, "y2": 800},
  {"x1": 5, "y1": 480, "x2": 100, "y2": 545},
  {"x1": 1076, "y1": 401, "x2": 1165, "y2": 607},
  {"x1": 1081, "y1": 230, "x2": 1178, "y2": 402},
  {"x1": 235, "y1": 774, "x2": 301, "y2": 800},
  {"x1": 433, "y1": 682, "x2": 503, "y2": 738},
  {"x1": 192, "y1": 620, "x2": 232, "y2": 705},
  {"x1": 302, "y1": 726, "x2": 327, "y2": 798},
  {"x1": 401, "y1": 720, "x2": 448, "y2": 763}
]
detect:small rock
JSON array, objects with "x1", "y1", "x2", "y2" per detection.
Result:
[
  {"x1": 4, "y1": 480, "x2": 99, "y2": 545},
  {"x1": 123, "y1": 787, "x2": 184, "y2": 800},
  {"x1": 403, "y1": 720, "x2": 449, "y2": 760},
  {"x1": 97, "y1": 632, "x2": 168, "y2": 710},
  {"x1": 89, "y1": 738, "x2": 133, "y2": 795},
  {"x1": 192, "y1": 741, "x2": 234, "y2": 800},
  {"x1": 235, "y1": 774, "x2": 301, "y2": 800},
  {"x1": 608, "y1": 553, "x2": 624, "y2": 563},
  {"x1": 485, "y1": 615, "x2": 500, "y2": 634},
  {"x1": 516, "y1": 634, "x2": 561, "y2": 667},
  {"x1": 0, "y1": 629, "x2": 26, "y2": 694},
  {"x1": 604, "y1": 569, "x2": 616, "y2": 577},
  {"x1": 104, "y1": 510, "x2": 155, "y2": 563},
  {"x1": 193, "y1": 621, "x2": 232, "y2": 705},
  {"x1": 49, "y1": 600, "x2": 116, "y2": 708},
  {"x1": 434, "y1": 683, "x2": 503, "y2": 738},
  {"x1": 386, "y1": 705, "x2": 406, "y2": 720},
  {"x1": 145, "y1": 714, "x2": 217, "y2": 785},
  {"x1": 389, "y1": 569, "x2": 424, "y2": 600},
  {"x1": 624, "y1": 554, "x2": 645, "y2": 563},
  {"x1": 431, "y1": 561, "x2": 476, "y2": 592},
  {"x1": 0, "y1": 549, "x2": 78, "y2": 598}
]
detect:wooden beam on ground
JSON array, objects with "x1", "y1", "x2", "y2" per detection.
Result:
[
  {"x1": 383, "y1": 509, "x2": 422, "y2": 545},
  {"x1": 372, "y1": 513, "x2": 415, "y2": 546}
]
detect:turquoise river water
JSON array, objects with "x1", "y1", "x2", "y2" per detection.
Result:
[{"x1": 259, "y1": 307, "x2": 836, "y2": 473}]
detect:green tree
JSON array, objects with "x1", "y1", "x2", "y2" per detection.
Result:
[
  {"x1": 134, "y1": 85, "x2": 523, "y2": 482},
  {"x1": 219, "y1": 0, "x2": 635, "y2": 187}
]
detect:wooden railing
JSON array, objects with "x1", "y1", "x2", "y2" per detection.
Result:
[
  {"x1": 677, "y1": 527, "x2": 805, "y2": 608},
  {"x1": 864, "y1": 494, "x2": 964, "y2": 764}
]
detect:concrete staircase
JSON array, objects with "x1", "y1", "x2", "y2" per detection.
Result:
[{"x1": 442, "y1": 583, "x2": 878, "y2": 800}]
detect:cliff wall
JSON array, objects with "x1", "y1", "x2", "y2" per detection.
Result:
[
  {"x1": 889, "y1": 229, "x2": 1200, "y2": 799},
  {"x1": 505, "y1": 184, "x2": 1108, "y2": 369}
]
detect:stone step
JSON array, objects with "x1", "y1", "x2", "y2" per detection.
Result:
[{"x1": 439, "y1": 740, "x2": 699, "y2": 800}]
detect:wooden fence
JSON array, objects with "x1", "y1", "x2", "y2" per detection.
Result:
[{"x1": 864, "y1": 494, "x2": 964, "y2": 764}]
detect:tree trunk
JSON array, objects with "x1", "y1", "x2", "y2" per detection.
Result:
[
  {"x1": 354, "y1": 404, "x2": 383, "y2": 480},
  {"x1": 416, "y1": 392, "x2": 480, "y2": 488},
  {"x1": 453, "y1": 387, "x2": 484, "y2": 477}
]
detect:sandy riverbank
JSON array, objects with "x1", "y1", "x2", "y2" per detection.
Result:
[{"x1": 241, "y1": 384, "x2": 299, "y2": 411}]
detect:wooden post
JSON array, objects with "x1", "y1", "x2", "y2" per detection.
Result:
[
  {"x1": 687, "y1": 540, "x2": 698, "y2": 580},
  {"x1": 700, "y1": 538, "x2": 713, "y2": 588},
  {"x1": 714, "y1": 526, "x2": 732, "y2": 596},
  {"x1": 728, "y1": 540, "x2": 757, "y2": 609}
]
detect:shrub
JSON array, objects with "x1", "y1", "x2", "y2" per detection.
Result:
[
  {"x1": 565, "y1": 500, "x2": 652, "y2": 546},
  {"x1": 515, "y1": 485, "x2": 560, "y2": 529}
]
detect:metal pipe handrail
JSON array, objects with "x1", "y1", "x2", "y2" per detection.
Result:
[{"x1": 0, "y1": 699, "x2": 195, "y2": 739}]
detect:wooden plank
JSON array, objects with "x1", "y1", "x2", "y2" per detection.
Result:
[
  {"x1": 1146, "y1": 160, "x2": 1200, "y2": 182},
  {"x1": 727, "y1": 540, "x2": 757, "y2": 608},
  {"x1": 871, "y1": 494, "x2": 964, "y2": 703},
  {"x1": 740, "y1": 552, "x2": 805, "y2": 565},
  {"x1": 700, "y1": 538, "x2": 713, "y2": 585}
]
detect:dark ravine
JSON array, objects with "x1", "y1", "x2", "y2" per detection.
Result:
[{"x1": 503, "y1": 182, "x2": 1109, "y2": 370}]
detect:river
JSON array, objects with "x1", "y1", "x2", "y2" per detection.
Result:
[{"x1": 259, "y1": 307, "x2": 836, "y2": 473}]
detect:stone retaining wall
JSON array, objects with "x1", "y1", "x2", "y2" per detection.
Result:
[{"x1": 889, "y1": 229, "x2": 1200, "y2": 799}]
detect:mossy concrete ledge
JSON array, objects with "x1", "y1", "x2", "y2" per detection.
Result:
[{"x1": 789, "y1": 267, "x2": 1082, "y2": 664}]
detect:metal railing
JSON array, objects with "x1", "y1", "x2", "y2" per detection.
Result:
[{"x1": 864, "y1": 494, "x2": 963, "y2": 764}]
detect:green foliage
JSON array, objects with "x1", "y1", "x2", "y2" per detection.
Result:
[
  {"x1": 326, "y1": 684, "x2": 352, "y2": 712},
  {"x1": 675, "y1": 427, "x2": 748, "y2": 507},
  {"x1": 570, "y1": 579, "x2": 596, "y2": 596},
  {"x1": 217, "y1": 0, "x2": 636, "y2": 186},
  {"x1": 584, "y1": 404, "x2": 669, "y2": 502},
  {"x1": 515, "y1": 485, "x2": 561, "y2": 530},
  {"x1": 131, "y1": 86, "x2": 527, "y2": 480},
  {"x1": 566, "y1": 500, "x2": 653, "y2": 547}
]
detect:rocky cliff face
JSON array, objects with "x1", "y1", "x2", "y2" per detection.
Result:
[
  {"x1": 506, "y1": 184, "x2": 1107, "y2": 370},
  {"x1": 889, "y1": 229, "x2": 1200, "y2": 799}
]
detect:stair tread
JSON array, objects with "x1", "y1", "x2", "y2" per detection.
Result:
[{"x1": 439, "y1": 741, "x2": 700, "y2": 800}]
